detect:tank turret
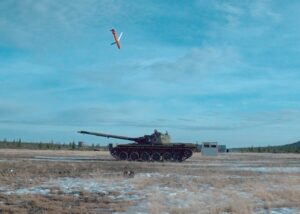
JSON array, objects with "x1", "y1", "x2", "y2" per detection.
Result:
[{"x1": 78, "y1": 130, "x2": 195, "y2": 162}]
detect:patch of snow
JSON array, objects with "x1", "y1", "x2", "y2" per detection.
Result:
[
  {"x1": 5, "y1": 187, "x2": 51, "y2": 195},
  {"x1": 31, "y1": 156, "x2": 100, "y2": 162},
  {"x1": 258, "y1": 207, "x2": 299, "y2": 214},
  {"x1": 270, "y1": 207, "x2": 298, "y2": 214},
  {"x1": 236, "y1": 167, "x2": 300, "y2": 173}
]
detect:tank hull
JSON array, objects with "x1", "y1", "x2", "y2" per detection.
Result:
[{"x1": 109, "y1": 143, "x2": 195, "y2": 162}]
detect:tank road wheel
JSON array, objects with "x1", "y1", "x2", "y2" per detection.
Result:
[
  {"x1": 172, "y1": 153, "x2": 182, "y2": 162},
  {"x1": 110, "y1": 148, "x2": 119, "y2": 159},
  {"x1": 183, "y1": 149, "x2": 193, "y2": 159},
  {"x1": 162, "y1": 152, "x2": 172, "y2": 161},
  {"x1": 151, "y1": 152, "x2": 161, "y2": 162},
  {"x1": 141, "y1": 152, "x2": 150, "y2": 161},
  {"x1": 119, "y1": 152, "x2": 128, "y2": 161},
  {"x1": 130, "y1": 152, "x2": 139, "y2": 161}
]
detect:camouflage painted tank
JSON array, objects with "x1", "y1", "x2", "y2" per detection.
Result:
[{"x1": 78, "y1": 130, "x2": 196, "y2": 162}]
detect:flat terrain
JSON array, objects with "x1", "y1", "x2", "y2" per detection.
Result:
[{"x1": 0, "y1": 149, "x2": 299, "y2": 213}]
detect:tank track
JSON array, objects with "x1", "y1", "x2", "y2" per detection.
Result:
[{"x1": 109, "y1": 144, "x2": 193, "y2": 162}]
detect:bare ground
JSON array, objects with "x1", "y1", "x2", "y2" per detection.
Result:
[{"x1": 0, "y1": 149, "x2": 299, "y2": 213}]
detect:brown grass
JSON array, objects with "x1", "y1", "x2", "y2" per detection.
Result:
[
  {"x1": 0, "y1": 190, "x2": 135, "y2": 214},
  {"x1": 0, "y1": 149, "x2": 299, "y2": 213}
]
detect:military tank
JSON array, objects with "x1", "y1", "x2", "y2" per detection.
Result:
[{"x1": 78, "y1": 130, "x2": 196, "y2": 162}]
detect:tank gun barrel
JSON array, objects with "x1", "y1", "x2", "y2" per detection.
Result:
[{"x1": 78, "y1": 130, "x2": 137, "y2": 141}]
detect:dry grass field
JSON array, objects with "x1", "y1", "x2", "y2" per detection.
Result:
[{"x1": 0, "y1": 149, "x2": 299, "y2": 213}]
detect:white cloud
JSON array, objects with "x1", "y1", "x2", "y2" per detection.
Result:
[{"x1": 249, "y1": 0, "x2": 281, "y2": 22}]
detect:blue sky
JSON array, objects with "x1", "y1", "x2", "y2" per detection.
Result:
[{"x1": 0, "y1": 0, "x2": 300, "y2": 147}]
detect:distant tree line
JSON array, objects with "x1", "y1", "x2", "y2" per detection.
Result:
[
  {"x1": 0, "y1": 139, "x2": 109, "y2": 151},
  {"x1": 236, "y1": 143, "x2": 300, "y2": 153}
]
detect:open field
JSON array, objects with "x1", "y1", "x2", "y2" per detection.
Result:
[{"x1": 0, "y1": 149, "x2": 299, "y2": 213}]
